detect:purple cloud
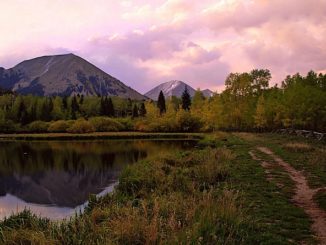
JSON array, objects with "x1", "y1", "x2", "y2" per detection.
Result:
[{"x1": 1, "y1": 0, "x2": 326, "y2": 92}]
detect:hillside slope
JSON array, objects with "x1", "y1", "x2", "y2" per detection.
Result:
[{"x1": 0, "y1": 54, "x2": 145, "y2": 99}]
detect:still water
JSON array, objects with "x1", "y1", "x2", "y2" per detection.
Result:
[{"x1": 0, "y1": 140, "x2": 196, "y2": 220}]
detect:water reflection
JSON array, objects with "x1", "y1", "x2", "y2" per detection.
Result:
[{"x1": 0, "y1": 140, "x2": 195, "y2": 220}]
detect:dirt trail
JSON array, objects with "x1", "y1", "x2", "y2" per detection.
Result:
[{"x1": 250, "y1": 147, "x2": 326, "y2": 244}]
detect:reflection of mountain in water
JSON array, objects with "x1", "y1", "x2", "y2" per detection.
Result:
[{"x1": 0, "y1": 140, "x2": 195, "y2": 208}]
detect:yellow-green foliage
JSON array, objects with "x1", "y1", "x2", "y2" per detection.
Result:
[
  {"x1": 254, "y1": 95, "x2": 267, "y2": 129},
  {"x1": 135, "y1": 101, "x2": 203, "y2": 132},
  {"x1": 1, "y1": 70, "x2": 325, "y2": 133},
  {"x1": 67, "y1": 119, "x2": 95, "y2": 134},
  {"x1": 27, "y1": 121, "x2": 49, "y2": 133},
  {"x1": 89, "y1": 117, "x2": 124, "y2": 132},
  {"x1": 115, "y1": 118, "x2": 134, "y2": 131},
  {"x1": 48, "y1": 120, "x2": 72, "y2": 132}
]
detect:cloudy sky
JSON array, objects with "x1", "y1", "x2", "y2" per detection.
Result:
[{"x1": 0, "y1": 0, "x2": 325, "y2": 93}]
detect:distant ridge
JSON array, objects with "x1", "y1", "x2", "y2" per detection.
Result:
[
  {"x1": 0, "y1": 54, "x2": 146, "y2": 99},
  {"x1": 145, "y1": 80, "x2": 213, "y2": 100},
  {"x1": 202, "y1": 89, "x2": 214, "y2": 97}
]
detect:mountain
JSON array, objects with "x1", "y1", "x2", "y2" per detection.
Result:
[
  {"x1": 202, "y1": 89, "x2": 214, "y2": 97},
  {"x1": 0, "y1": 54, "x2": 145, "y2": 99},
  {"x1": 144, "y1": 80, "x2": 213, "y2": 100}
]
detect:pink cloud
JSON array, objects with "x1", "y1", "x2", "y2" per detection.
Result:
[{"x1": 1, "y1": 0, "x2": 326, "y2": 92}]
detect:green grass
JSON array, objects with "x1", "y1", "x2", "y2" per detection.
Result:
[
  {"x1": 237, "y1": 133, "x2": 326, "y2": 189},
  {"x1": 0, "y1": 132, "x2": 324, "y2": 244},
  {"x1": 222, "y1": 134, "x2": 316, "y2": 244}
]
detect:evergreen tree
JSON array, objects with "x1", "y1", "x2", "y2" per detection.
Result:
[
  {"x1": 17, "y1": 100, "x2": 29, "y2": 125},
  {"x1": 79, "y1": 94, "x2": 84, "y2": 104},
  {"x1": 48, "y1": 97, "x2": 54, "y2": 113},
  {"x1": 62, "y1": 96, "x2": 68, "y2": 110},
  {"x1": 157, "y1": 91, "x2": 166, "y2": 114},
  {"x1": 126, "y1": 98, "x2": 133, "y2": 116},
  {"x1": 29, "y1": 102, "x2": 37, "y2": 122},
  {"x1": 100, "y1": 96, "x2": 115, "y2": 116},
  {"x1": 20, "y1": 110, "x2": 29, "y2": 125},
  {"x1": 100, "y1": 97, "x2": 105, "y2": 116},
  {"x1": 182, "y1": 86, "x2": 191, "y2": 111},
  {"x1": 139, "y1": 102, "x2": 147, "y2": 117},
  {"x1": 107, "y1": 97, "x2": 114, "y2": 117},
  {"x1": 40, "y1": 98, "x2": 53, "y2": 121},
  {"x1": 17, "y1": 100, "x2": 25, "y2": 122},
  {"x1": 103, "y1": 97, "x2": 110, "y2": 116},
  {"x1": 71, "y1": 95, "x2": 79, "y2": 119},
  {"x1": 132, "y1": 104, "x2": 139, "y2": 118}
]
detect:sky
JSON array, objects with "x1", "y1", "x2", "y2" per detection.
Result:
[{"x1": 0, "y1": 0, "x2": 326, "y2": 93}]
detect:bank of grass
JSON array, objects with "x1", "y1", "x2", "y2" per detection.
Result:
[
  {"x1": 0, "y1": 144, "x2": 253, "y2": 244},
  {"x1": 0, "y1": 132, "x2": 203, "y2": 141},
  {"x1": 0, "y1": 132, "x2": 323, "y2": 244}
]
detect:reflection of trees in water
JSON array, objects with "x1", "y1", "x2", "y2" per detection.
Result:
[
  {"x1": 0, "y1": 140, "x2": 196, "y2": 206},
  {"x1": 0, "y1": 140, "x2": 195, "y2": 175}
]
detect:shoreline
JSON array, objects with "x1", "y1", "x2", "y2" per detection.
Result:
[{"x1": 0, "y1": 132, "x2": 204, "y2": 141}]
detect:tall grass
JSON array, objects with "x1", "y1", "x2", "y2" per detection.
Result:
[{"x1": 0, "y1": 147, "x2": 252, "y2": 244}]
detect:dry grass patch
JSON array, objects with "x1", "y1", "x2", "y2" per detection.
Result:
[
  {"x1": 235, "y1": 132, "x2": 260, "y2": 142},
  {"x1": 2, "y1": 229, "x2": 56, "y2": 245},
  {"x1": 283, "y1": 142, "x2": 313, "y2": 152}
]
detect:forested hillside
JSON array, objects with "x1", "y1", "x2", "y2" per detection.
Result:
[{"x1": 0, "y1": 69, "x2": 325, "y2": 133}]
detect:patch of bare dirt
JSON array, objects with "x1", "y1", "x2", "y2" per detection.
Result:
[{"x1": 250, "y1": 147, "x2": 326, "y2": 244}]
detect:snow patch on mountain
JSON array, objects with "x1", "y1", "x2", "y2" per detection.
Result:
[{"x1": 145, "y1": 80, "x2": 213, "y2": 100}]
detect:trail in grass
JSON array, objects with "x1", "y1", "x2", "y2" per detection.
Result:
[{"x1": 250, "y1": 147, "x2": 326, "y2": 244}]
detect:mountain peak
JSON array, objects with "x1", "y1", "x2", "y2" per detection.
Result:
[
  {"x1": 0, "y1": 54, "x2": 145, "y2": 99},
  {"x1": 202, "y1": 89, "x2": 214, "y2": 97},
  {"x1": 144, "y1": 80, "x2": 194, "y2": 100},
  {"x1": 145, "y1": 80, "x2": 214, "y2": 100}
]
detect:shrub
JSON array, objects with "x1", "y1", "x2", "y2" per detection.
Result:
[
  {"x1": 48, "y1": 120, "x2": 70, "y2": 132},
  {"x1": 27, "y1": 121, "x2": 49, "y2": 133},
  {"x1": 116, "y1": 118, "x2": 134, "y2": 131},
  {"x1": 133, "y1": 119, "x2": 148, "y2": 132},
  {"x1": 67, "y1": 119, "x2": 95, "y2": 134},
  {"x1": 0, "y1": 120, "x2": 20, "y2": 133},
  {"x1": 134, "y1": 116, "x2": 178, "y2": 132},
  {"x1": 89, "y1": 117, "x2": 123, "y2": 132},
  {"x1": 176, "y1": 110, "x2": 203, "y2": 132}
]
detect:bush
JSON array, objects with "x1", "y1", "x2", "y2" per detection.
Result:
[
  {"x1": 134, "y1": 111, "x2": 202, "y2": 132},
  {"x1": 67, "y1": 119, "x2": 95, "y2": 134},
  {"x1": 27, "y1": 121, "x2": 49, "y2": 133},
  {"x1": 176, "y1": 110, "x2": 203, "y2": 132},
  {"x1": 48, "y1": 120, "x2": 71, "y2": 133},
  {"x1": 0, "y1": 120, "x2": 20, "y2": 133},
  {"x1": 89, "y1": 117, "x2": 123, "y2": 132},
  {"x1": 115, "y1": 118, "x2": 134, "y2": 131}
]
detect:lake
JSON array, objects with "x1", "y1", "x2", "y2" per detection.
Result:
[{"x1": 0, "y1": 139, "x2": 196, "y2": 220}]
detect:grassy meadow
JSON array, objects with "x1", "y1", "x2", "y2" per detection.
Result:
[{"x1": 0, "y1": 132, "x2": 324, "y2": 244}]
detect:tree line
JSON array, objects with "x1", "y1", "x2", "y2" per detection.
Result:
[
  {"x1": 0, "y1": 95, "x2": 146, "y2": 126},
  {"x1": 143, "y1": 69, "x2": 326, "y2": 132},
  {"x1": 0, "y1": 69, "x2": 325, "y2": 133}
]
